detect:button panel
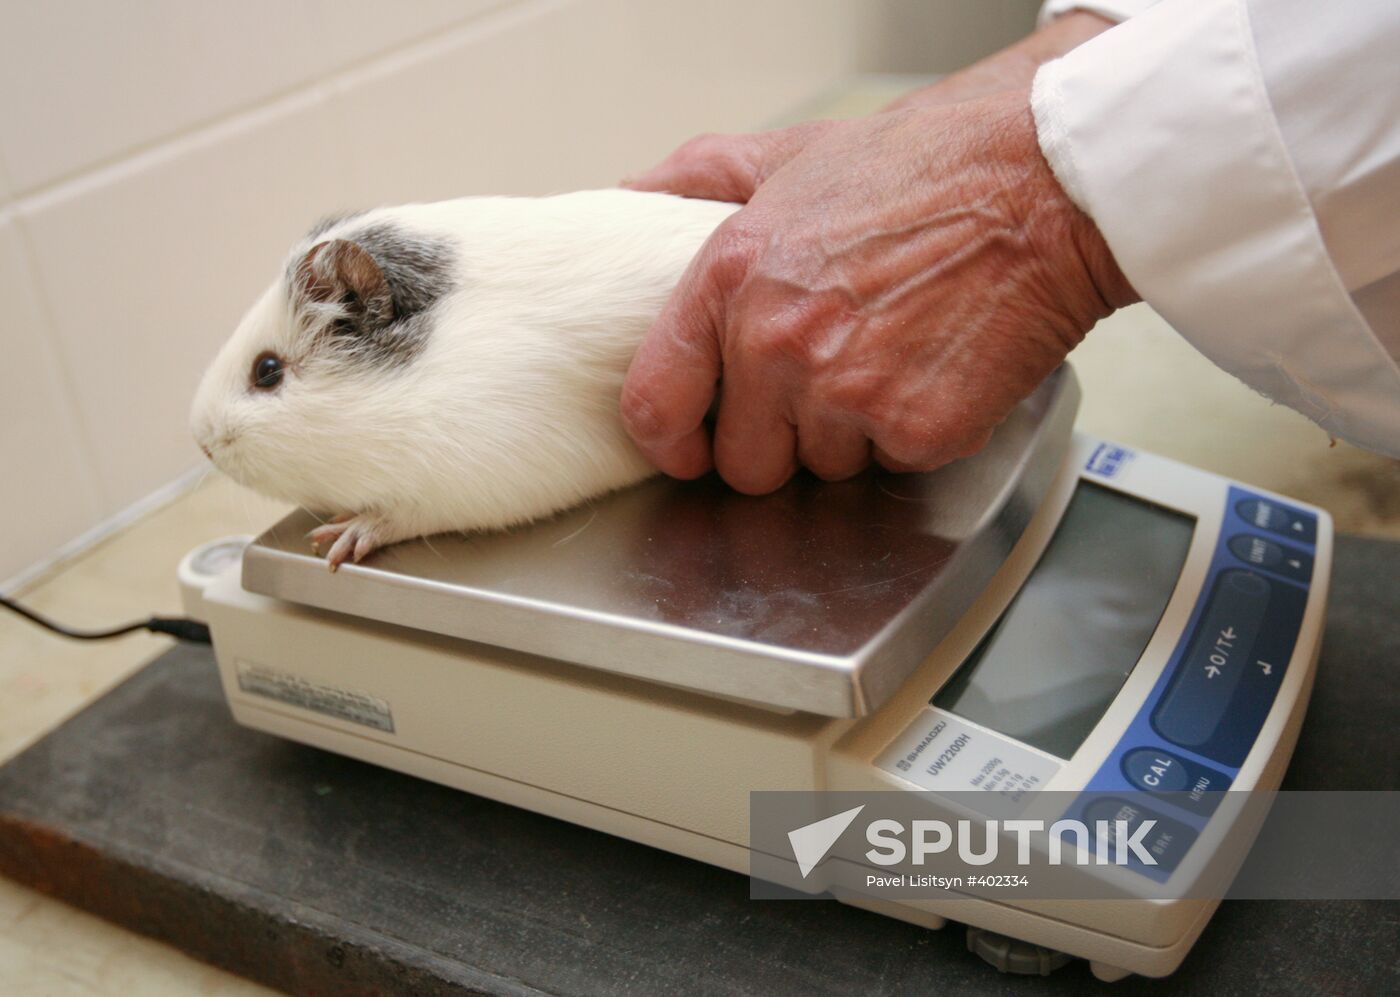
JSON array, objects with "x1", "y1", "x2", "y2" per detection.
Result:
[{"x1": 1070, "y1": 484, "x2": 1320, "y2": 880}]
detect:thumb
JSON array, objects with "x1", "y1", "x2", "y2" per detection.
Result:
[{"x1": 621, "y1": 121, "x2": 834, "y2": 203}]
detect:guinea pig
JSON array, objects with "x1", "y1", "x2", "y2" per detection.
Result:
[{"x1": 190, "y1": 190, "x2": 737, "y2": 569}]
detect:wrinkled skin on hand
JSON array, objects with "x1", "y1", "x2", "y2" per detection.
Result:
[{"x1": 620, "y1": 89, "x2": 1137, "y2": 493}]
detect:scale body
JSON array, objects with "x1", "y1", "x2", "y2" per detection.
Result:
[{"x1": 182, "y1": 367, "x2": 1331, "y2": 981}]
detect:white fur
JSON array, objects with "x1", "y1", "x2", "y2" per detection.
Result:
[{"x1": 190, "y1": 190, "x2": 737, "y2": 556}]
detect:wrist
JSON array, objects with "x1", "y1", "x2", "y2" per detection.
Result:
[
  {"x1": 1068, "y1": 206, "x2": 1139, "y2": 314},
  {"x1": 1019, "y1": 74, "x2": 1139, "y2": 313},
  {"x1": 987, "y1": 89, "x2": 1139, "y2": 327}
]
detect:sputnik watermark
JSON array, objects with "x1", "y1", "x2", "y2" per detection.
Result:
[
  {"x1": 788, "y1": 810, "x2": 1157, "y2": 880},
  {"x1": 753, "y1": 791, "x2": 1400, "y2": 901}
]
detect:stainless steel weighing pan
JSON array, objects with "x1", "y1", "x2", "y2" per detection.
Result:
[{"x1": 243, "y1": 367, "x2": 1080, "y2": 717}]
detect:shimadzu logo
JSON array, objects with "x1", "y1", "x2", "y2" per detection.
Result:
[{"x1": 787, "y1": 808, "x2": 1159, "y2": 879}]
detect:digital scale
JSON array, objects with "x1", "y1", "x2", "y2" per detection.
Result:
[{"x1": 179, "y1": 366, "x2": 1331, "y2": 982}]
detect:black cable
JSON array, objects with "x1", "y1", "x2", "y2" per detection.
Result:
[{"x1": 0, "y1": 594, "x2": 211, "y2": 644}]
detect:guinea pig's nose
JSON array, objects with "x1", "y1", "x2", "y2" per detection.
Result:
[{"x1": 201, "y1": 444, "x2": 213, "y2": 460}]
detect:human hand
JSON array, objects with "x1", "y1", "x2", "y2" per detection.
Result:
[
  {"x1": 620, "y1": 89, "x2": 1137, "y2": 493},
  {"x1": 622, "y1": 119, "x2": 837, "y2": 205}
]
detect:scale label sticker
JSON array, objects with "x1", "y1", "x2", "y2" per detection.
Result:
[
  {"x1": 876, "y1": 708, "x2": 1060, "y2": 814},
  {"x1": 236, "y1": 661, "x2": 394, "y2": 733}
]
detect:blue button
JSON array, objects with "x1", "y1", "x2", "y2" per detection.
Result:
[
  {"x1": 1236, "y1": 498, "x2": 1317, "y2": 544},
  {"x1": 1123, "y1": 748, "x2": 1191, "y2": 791},
  {"x1": 1122, "y1": 747, "x2": 1231, "y2": 816},
  {"x1": 1229, "y1": 534, "x2": 1284, "y2": 568},
  {"x1": 1229, "y1": 534, "x2": 1313, "y2": 582},
  {"x1": 1083, "y1": 797, "x2": 1197, "y2": 873},
  {"x1": 1154, "y1": 570, "x2": 1270, "y2": 749}
]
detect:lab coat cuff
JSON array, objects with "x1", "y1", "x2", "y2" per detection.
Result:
[
  {"x1": 1031, "y1": 0, "x2": 1400, "y2": 456},
  {"x1": 1037, "y1": 0, "x2": 1161, "y2": 29}
]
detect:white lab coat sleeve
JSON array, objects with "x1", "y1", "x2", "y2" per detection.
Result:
[
  {"x1": 1037, "y1": 0, "x2": 1161, "y2": 28},
  {"x1": 1031, "y1": 0, "x2": 1400, "y2": 457}
]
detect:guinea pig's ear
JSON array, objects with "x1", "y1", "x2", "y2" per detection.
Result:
[{"x1": 293, "y1": 239, "x2": 395, "y2": 330}]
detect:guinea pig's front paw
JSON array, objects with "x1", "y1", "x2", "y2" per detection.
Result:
[{"x1": 307, "y1": 513, "x2": 404, "y2": 572}]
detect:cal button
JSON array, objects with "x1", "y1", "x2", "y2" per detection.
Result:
[
  {"x1": 1122, "y1": 748, "x2": 1230, "y2": 816},
  {"x1": 1124, "y1": 748, "x2": 1190, "y2": 791}
]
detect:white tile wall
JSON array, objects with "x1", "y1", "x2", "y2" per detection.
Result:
[
  {"x1": 0, "y1": 0, "x2": 500, "y2": 195},
  {"x1": 18, "y1": 98, "x2": 347, "y2": 512},
  {"x1": 0, "y1": 217, "x2": 105, "y2": 578},
  {"x1": 0, "y1": 0, "x2": 1032, "y2": 584},
  {"x1": 319, "y1": 0, "x2": 862, "y2": 202}
]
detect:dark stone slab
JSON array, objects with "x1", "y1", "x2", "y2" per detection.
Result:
[{"x1": 0, "y1": 535, "x2": 1397, "y2": 996}]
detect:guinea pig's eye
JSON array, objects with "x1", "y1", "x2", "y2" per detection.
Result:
[{"x1": 251, "y1": 352, "x2": 285, "y2": 390}]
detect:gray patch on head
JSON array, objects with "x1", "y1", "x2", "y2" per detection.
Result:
[
  {"x1": 351, "y1": 222, "x2": 457, "y2": 320},
  {"x1": 293, "y1": 218, "x2": 458, "y2": 373}
]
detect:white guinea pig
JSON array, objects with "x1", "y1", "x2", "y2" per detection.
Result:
[{"x1": 190, "y1": 190, "x2": 737, "y2": 569}]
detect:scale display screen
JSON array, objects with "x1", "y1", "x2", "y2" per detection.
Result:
[{"x1": 933, "y1": 481, "x2": 1195, "y2": 759}]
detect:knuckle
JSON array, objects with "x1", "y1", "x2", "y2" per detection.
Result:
[
  {"x1": 705, "y1": 219, "x2": 765, "y2": 286},
  {"x1": 874, "y1": 415, "x2": 993, "y2": 471},
  {"x1": 714, "y1": 214, "x2": 766, "y2": 259},
  {"x1": 874, "y1": 449, "x2": 917, "y2": 474},
  {"x1": 951, "y1": 427, "x2": 996, "y2": 462},
  {"x1": 746, "y1": 318, "x2": 807, "y2": 367},
  {"x1": 813, "y1": 368, "x2": 883, "y2": 418},
  {"x1": 619, "y1": 381, "x2": 674, "y2": 443},
  {"x1": 719, "y1": 456, "x2": 794, "y2": 496},
  {"x1": 743, "y1": 294, "x2": 846, "y2": 370},
  {"x1": 877, "y1": 420, "x2": 948, "y2": 469},
  {"x1": 805, "y1": 454, "x2": 867, "y2": 483}
]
